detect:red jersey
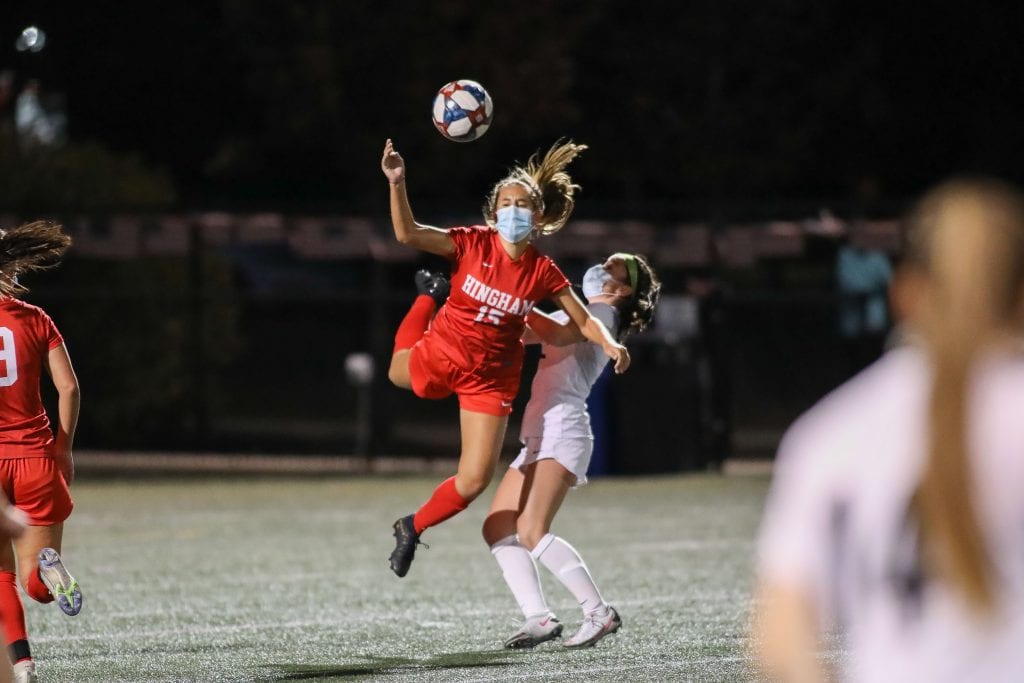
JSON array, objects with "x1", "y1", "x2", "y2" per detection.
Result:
[
  {"x1": 0, "y1": 297, "x2": 63, "y2": 457},
  {"x1": 426, "y1": 226, "x2": 570, "y2": 380}
]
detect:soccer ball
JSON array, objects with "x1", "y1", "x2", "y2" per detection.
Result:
[{"x1": 431, "y1": 79, "x2": 493, "y2": 142}]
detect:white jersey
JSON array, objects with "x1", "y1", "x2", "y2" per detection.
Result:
[
  {"x1": 757, "y1": 346, "x2": 1024, "y2": 683},
  {"x1": 519, "y1": 303, "x2": 619, "y2": 440}
]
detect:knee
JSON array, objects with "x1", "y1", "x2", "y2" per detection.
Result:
[
  {"x1": 454, "y1": 472, "x2": 489, "y2": 501},
  {"x1": 387, "y1": 365, "x2": 408, "y2": 388},
  {"x1": 388, "y1": 352, "x2": 411, "y2": 389},
  {"x1": 482, "y1": 510, "x2": 518, "y2": 546},
  {"x1": 516, "y1": 518, "x2": 549, "y2": 552}
]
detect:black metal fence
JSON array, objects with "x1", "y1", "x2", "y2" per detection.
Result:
[{"x1": 17, "y1": 212, "x2": 899, "y2": 472}]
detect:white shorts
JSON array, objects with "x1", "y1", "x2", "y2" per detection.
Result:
[{"x1": 509, "y1": 436, "x2": 593, "y2": 487}]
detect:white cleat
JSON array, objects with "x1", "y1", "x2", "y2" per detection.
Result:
[
  {"x1": 503, "y1": 612, "x2": 563, "y2": 649},
  {"x1": 13, "y1": 659, "x2": 37, "y2": 683},
  {"x1": 563, "y1": 606, "x2": 622, "y2": 648},
  {"x1": 37, "y1": 548, "x2": 82, "y2": 616}
]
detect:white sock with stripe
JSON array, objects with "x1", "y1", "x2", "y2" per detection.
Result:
[
  {"x1": 490, "y1": 535, "x2": 549, "y2": 618},
  {"x1": 532, "y1": 533, "x2": 608, "y2": 618}
]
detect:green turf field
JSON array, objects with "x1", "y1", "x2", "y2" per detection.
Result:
[{"x1": 24, "y1": 472, "x2": 770, "y2": 682}]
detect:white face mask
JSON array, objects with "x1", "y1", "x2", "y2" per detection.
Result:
[
  {"x1": 494, "y1": 206, "x2": 534, "y2": 243},
  {"x1": 582, "y1": 264, "x2": 613, "y2": 298}
]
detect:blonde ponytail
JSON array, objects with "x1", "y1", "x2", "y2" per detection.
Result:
[
  {"x1": 483, "y1": 139, "x2": 587, "y2": 236},
  {"x1": 907, "y1": 178, "x2": 1024, "y2": 615},
  {"x1": 525, "y1": 139, "x2": 587, "y2": 235}
]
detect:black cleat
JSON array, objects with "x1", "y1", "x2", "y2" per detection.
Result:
[
  {"x1": 389, "y1": 514, "x2": 423, "y2": 577},
  {"x1": 415, "y1": 269, "x2": 450, "y2": 308}
]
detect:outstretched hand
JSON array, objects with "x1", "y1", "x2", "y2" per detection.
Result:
[
  {"x1": 381, "y1": 138, "x2": 406, "y2": 185},
  {"x1": 606, "y1": 343, "x2": 631, "y2": 374}
]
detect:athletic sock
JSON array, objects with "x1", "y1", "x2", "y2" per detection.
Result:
[
  {"x1": 412, "y1": 476, "x2": 469, "y2": 534},
  {"x1": 0, "y1": 572, "x2": 30, "y2": 661},
  {"x1": 532, "y1": 533, "x2": 608, "y2": 616},
  {"x1": 393, "y1": 295, "x2": 437, "y2": 353},
  {"x1": 9, "y1": 639, "x2": 30, "y2": 665},
  {"x1": 25, "y1": 567, "x2": 53, "y2": 604},
  {"x1": 490, "y1": 535, "x2": 549, "y2": 618}
]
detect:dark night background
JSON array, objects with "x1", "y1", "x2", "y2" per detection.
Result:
[
  {"x1": 2, "y1": 2, "x2": 1024, "y2": 461},
  {"x1": 4, "y1": 1, "x2": 1024, "y2": 216}
]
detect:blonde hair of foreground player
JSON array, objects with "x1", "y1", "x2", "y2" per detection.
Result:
[{"x1": 752, "y1": 178, "x2": 1024, "y2": 682}]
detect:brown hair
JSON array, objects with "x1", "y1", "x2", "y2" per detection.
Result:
[
  {"x1": 905, "y1": 177, "x2": 1024, "y2": 615},
  {"x1": 616, "y1": 253, "x2": 661, "y2": 340},
  {"x1": 483, "y1": 139, "x2": 588, "y2": 236},
  {"x1": 0, "y1": 220, "x2": 71, "y2": 296}
]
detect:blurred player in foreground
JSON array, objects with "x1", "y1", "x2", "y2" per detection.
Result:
[
  {"x1": 0, "y1": 222, "x2": 82, "y2": 683},
  {"x1": 752, "y1": 178, "x2": 1024, "y2": 682},
  {"x1": 483, "y1": 252, "x2": 660, "y2": 648},
  {"x1": 380, "y1": 139, "x2": 629, "y2": 578}
]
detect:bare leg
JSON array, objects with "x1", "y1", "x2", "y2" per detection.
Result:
[
  {"x1": 410, "y1": 408, "x2": 510, "y2": 531},
  {"x1": 452, "y1": 409, "x2": 508, "y2": 501},
  {"x1": 391, "y1": 409, "x2": 510, "y2": 577},
  {"x1": 482, "y1": 465, "x2": 529, "y2": 545},
  {"x1": 388, "y1": 349, "x2": 412, "y2": 389},
  {"x1": 15, "y1": 523, "x2": 63, "y2": 600},
  {"x1": 514, "y1": 460, "x2": 575, "y2": 550},
  {"x1": 484, "y1": 460, "x2": 574, "y2": 640},
  {"x1": 485, "y1": 465, "x2": 549, "y2": 620}
]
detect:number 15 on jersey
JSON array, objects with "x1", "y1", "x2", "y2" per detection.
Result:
[{"x1": 474, "y1": 306, "x2": 504, "y2": 325}]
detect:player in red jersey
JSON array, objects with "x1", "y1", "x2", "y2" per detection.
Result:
[
  {"x1": 0, "y1": 221, "x2": 82, "y2": 683},
  {"x1": 381, "y1": 138, "x2": 629, "y2": 577}
]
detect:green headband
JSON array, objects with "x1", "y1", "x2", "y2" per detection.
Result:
[{"x1": 612, "y1": 252, "x2": 639, "y2": 291}]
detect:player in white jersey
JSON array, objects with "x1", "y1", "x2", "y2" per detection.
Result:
[
  {"x1": 481, "y1": 252, "x2": 661, "y2": 649},
  {"x1": 752, "y1": 178, "x2": 1024, "y2": 682}
]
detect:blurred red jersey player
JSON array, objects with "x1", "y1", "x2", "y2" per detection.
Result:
[{"x1": 0, "y1": 221, "x2": 83, "y2": 683}]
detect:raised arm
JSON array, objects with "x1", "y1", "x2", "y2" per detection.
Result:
[
  {"x1": 382, "y1": 139, "x2": 455, "y2": 257},
  {"x1": 551, "y1": 287, "x2": 631, "y2": 373}
]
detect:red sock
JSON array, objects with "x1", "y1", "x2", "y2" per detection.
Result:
[
  {"x1": 393, "y1": 295, "x2": 437, "y2": 354},
  {"x1": 412, "y1": 476, "x2": 470, "y2": 534},
  {"x1": 0, "y1": 572, "x2": 28, "y2": 649},
  {"x1": 25, "y1": 569, "x2": 52, "y2": 604}
]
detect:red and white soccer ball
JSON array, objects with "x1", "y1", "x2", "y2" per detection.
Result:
[{"x1": 431, "y1": 79, "x2": 493, "y2": 142}]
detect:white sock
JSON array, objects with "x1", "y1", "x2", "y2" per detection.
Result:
[
  {"x1": 532, "y1": 533, "x2": 608, "y2": 617},
  {"x1": 490, "y1": 535, "x2": 549, "y2": 618}
]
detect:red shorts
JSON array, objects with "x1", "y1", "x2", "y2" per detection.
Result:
[
  {"x1": 0, "y1": 458, "x2": 73, "y2": 526},
  {"x1": 408, "y1": 337, "x2": 519, "y2": 416}
]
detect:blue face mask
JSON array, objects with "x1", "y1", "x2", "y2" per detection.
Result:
[
  {"x1": 494, "y1": 206, "x2": 534, "y2": 243},
  {"x1": 582, "y1": 264, "x2": 613, "y2": 298}
]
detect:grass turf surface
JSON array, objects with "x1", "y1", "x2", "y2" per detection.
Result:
[{"x1": 25, "y1": 472, "x2": 769, "y2": 681}]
